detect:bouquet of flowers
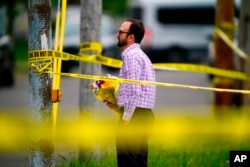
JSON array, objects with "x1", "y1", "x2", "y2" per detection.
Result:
[{"x1": 89, "y1": 76, "x2": 121, "y2": 116}]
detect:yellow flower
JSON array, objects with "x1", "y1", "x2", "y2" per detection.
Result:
[{"x1": 89, "y1": 79, "x2": 121, "y2": 116}]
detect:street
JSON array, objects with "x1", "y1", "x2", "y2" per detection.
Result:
[{"x1": 0, "y1": 67, "x2": 213, "y2": 111}]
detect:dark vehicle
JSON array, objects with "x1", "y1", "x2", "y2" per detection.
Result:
[
  {"x1": 0, "y1": 34, "x2": 14, "y2": 87},
  {"x1": 0, "y1": 6, "x2": 14, "y2": 87}
]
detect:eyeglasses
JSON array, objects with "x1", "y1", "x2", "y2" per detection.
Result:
[{"x1": 118, "y1": 30, "x2": 129, "y2": 35}]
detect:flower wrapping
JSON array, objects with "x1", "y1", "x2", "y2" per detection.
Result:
[{"x1": 89, "y1": 78, "x2": 121, "y2": 116}]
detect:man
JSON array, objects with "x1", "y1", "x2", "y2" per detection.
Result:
[{"x1": 106, "y1": 18, "x2": 156, "y2": 167}]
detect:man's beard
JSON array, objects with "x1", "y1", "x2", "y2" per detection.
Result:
[{"x1": 117, "y1": 38, "x2": 127, "y2": 47}]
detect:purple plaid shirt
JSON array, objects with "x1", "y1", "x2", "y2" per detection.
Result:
[{"x1": 117, "y1": 44, "x2": 156, "y2": 121}]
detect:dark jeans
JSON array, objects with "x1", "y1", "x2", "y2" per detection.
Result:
[{"x1": 116, "y1": 107, "x2": 155, "y2": 167}]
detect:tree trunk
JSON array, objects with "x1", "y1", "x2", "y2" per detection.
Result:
[
  {"x1": 78, "y1": 0, "x2": 102, "y2": 163},
  {"x1": 28, "y1": 0, "x2": 54, "y2": 166}
]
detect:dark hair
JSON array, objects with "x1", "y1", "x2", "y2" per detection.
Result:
[{"x1": 126, "y1": 18, "x2": 145, "y2": 43}]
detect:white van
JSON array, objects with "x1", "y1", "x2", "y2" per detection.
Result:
[{"x1": 128, "y1": 0, "x2": 240, "y2": 63}]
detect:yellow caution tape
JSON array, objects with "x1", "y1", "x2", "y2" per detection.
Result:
[
  {"x1": 154, "y1": 63, "x2": 250, "y2": 81},
  {"x1": 28, "y1": 48, "x2": 250, "y2": 81},
  {"x1": 27, "y1": 26, "x2": 250, "y2": 95},
  {"x1": 214, "y1": 27, "x2": 250, "y2": 61},
  {"x1": 29, "y1": 26, "x2": 250, "y2": 81},
  {"x1": 79, "y1": 41, "x2": 102, "y2": 55},
  {"x1": 47, "y1": 72, "x2": 250, "y2": 94},
  {"x1": 217, "y1": 22, "x2": 236, "y2": 31}
]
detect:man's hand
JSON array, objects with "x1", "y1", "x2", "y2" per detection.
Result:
[
  {"x1": 104, "y1": 100, "x2": 116, "y2": 109},
  {"x1": 121, "y1": 119, "x2": 129, "y2": 125}
]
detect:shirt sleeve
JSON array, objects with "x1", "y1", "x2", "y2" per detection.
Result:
[{"x1": 122, "y1": 56, "x2": 141, "y2": 122}]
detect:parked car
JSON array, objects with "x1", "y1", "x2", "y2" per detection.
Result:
[
  {"x1": 0, "y1": 34, "x2": 15, "y2": 87},
  {"x1": 128, "y1": 0, "x2": 240, "y2": 63},
  {"x1": 0, "y1": 6, "x2": 14, "y2": 87},
  {"x1": 59, "y1": 5, "x2": 121, "y2": 72}
]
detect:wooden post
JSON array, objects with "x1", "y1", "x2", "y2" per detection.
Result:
[
  {"x1": 28, "y1": 0, "x2": 54, "y2": 166},
  {"x1": 78, "y1": 0, "x2": 102, "y2": 163},
  {"x1": 214, "y1": 0, "x2": 235, "y2": 114}
]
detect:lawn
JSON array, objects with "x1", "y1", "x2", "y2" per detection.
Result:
[
  {"x1": 55, "y1": 134, "x2": 250, "y2": 167},
  {"x1": 55, "y1": 114, "x2": 250, "y2": 167},
  {"x1": 149, "y1": 135, "x2": 249, "y2": 167}
]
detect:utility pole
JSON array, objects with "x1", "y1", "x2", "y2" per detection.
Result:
[
  {"x1": 238, "y1": 0, "x2": 250, "y2": 108},
  {"x1": 79, "y1": 0, "x2": 102, "y2": 163},
  {"x1": 214, "y1": 0, "x2": 235, "y2": 114},
  {"x1": 28, "y1": 0, "x2": 54, "y2": 166}
]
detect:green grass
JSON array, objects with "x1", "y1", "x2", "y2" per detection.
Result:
[
  {"x1": 55, "y1": 134, "x2": 250, "y2": 167},
  {"x1": 53, "y1": 113, "x2": 250, "y2": 167},
  {"x1": 149, "y1": 135, "x2": 249, "y2": 167}
]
